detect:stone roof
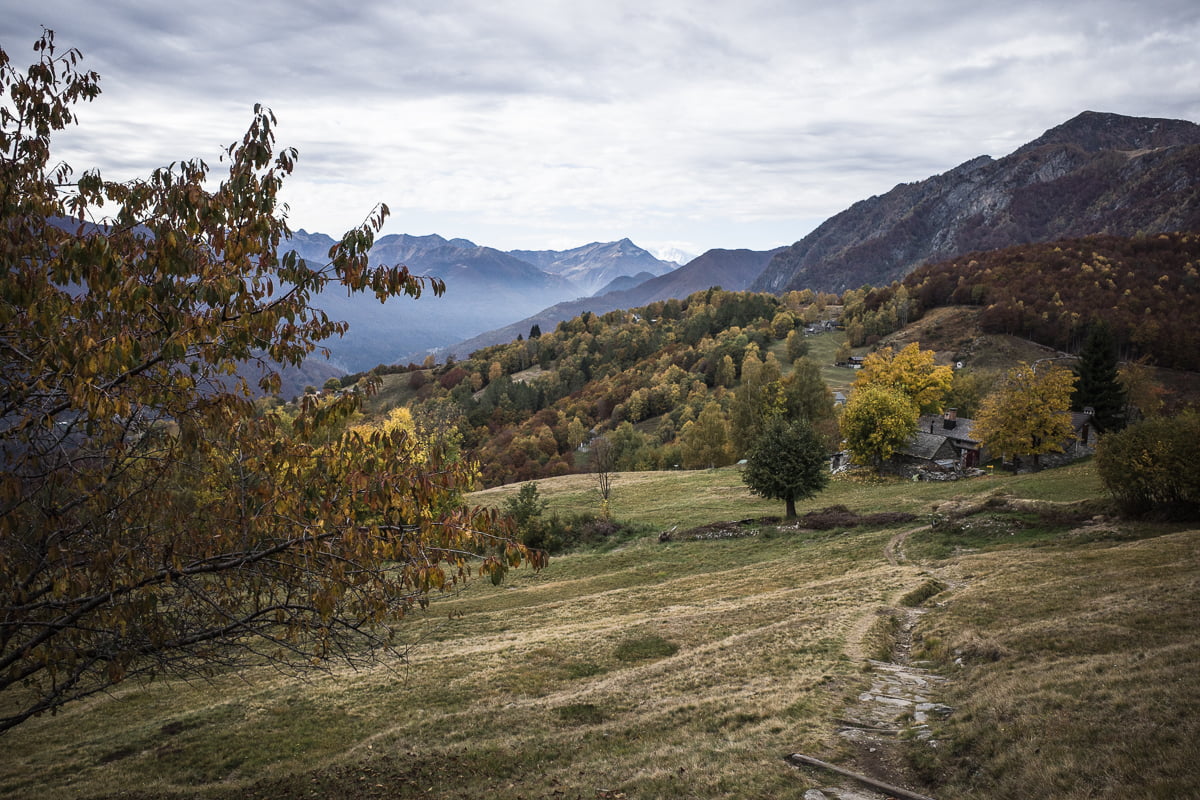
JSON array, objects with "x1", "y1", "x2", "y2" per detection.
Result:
[
  {"x1": 916, "y1": 414, "x2": 979, "y2": 444},
  {"x1": 901, "y1": 430, "x2": 954, "y2": 460}
]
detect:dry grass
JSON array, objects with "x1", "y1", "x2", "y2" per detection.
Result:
[
  {"x1": 903, "y1": 523, "x2": 1200, "y2": 798},
  {"x1": 3, "y1": 461, "x2": 1196, "y2": 799},
  {"x1": 1, "y1": 528, "x2": 920, "y2": 799}
]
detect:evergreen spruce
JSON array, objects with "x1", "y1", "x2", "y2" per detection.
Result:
[{"x1": 1073, "y1": 321, "x2": 1126, "y2": 432}]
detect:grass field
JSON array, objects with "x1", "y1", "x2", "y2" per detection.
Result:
[{"x1": 3, "y1": 460, "x2": 1197, "y2": 799}]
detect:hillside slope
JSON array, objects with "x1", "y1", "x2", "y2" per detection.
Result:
[
  {"x1": 899, "y1": 232, "x2": 1200, "y2": 370},
  {"x1": 7, "y1": 464, "x2": 1197, "y2": 800},
  {"x1": 442, "y1": 247, "x2": 783, "y2": 359},
  {"x1": 753, "y1": 111, "x2": 1200, "y2": 294}
]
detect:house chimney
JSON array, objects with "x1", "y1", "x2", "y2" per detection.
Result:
[{"x1": 943, "y1": 408, "x2": 958, "y2": 430}]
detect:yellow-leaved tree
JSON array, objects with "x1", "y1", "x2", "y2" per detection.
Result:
[
  {"x1": 839, "y1": 385, "x2": 920, "y2": 468},
  {"x1": 973, "y1": 362, "x2": 1078, "y2": 470},
  {"x1": 0, "y1": 32, "x2": 541, "y2": 734},
  {"x1": 853, "y1": 342, "x2": 953, "y2": 415}
]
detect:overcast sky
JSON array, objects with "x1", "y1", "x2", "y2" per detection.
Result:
[{"x1": 5, "y1": 1, "x2": 1199, "y2": 260}]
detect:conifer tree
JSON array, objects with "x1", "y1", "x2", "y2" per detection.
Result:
[{"x1": 1073, "y1": 321, "x2": 1126, "y2": 432}]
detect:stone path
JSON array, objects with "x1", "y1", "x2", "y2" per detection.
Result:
[{"x1": 789, "y1": 529, "x2": 949, "y2": 800}]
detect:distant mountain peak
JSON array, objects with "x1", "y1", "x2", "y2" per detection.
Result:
[
  {"x1": 506, "y1": 239, "x2": 677, "y2": 296},
  {"x1": 1015, "y1": 110, "x2": 1200, "y2": 155}
]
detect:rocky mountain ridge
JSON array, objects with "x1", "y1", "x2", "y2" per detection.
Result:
[
  {"x1": 508, "y1": 238, "x2": 679, "y2": 296},
  {"x1": 752, "y1": 111, "x2": 1200, "y2": 294}
]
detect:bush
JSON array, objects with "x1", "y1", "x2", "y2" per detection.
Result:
[
  {"x1": 1095, "y1": 412, "x2": 1200, "y2": 518},
  {"x1": 614, "y1": 634, "x2": 678, "y2": 662},
  {"x1": 518, "y1": 510, "x2": 643, "y2": 554}
]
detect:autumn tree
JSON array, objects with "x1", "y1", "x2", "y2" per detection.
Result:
[
  {"x1": 714, "y1": 353, "x2": 737, "y2": 388},
  {"x1": 835, "y1": 340, "x2": 853, "y2": 366},
  {"x1": 783, "y1": 357, "x2": 838, "y2": 449},
  {"x1": 729, "y1": 350, "x2": 783, "y2": 453},
  {"x1": 771, "y1": 310, "x2": 796, "y2": 339},
  {"x1": 853, "y1": 342, "x2": 953, "y2": 415},
  {"x1": 943, "y1": 368, "x2": 996, "y2": 419},
  {"x1": 785, "y1": 329, "x2": 810, "y2": 363},
  {"x1": 973, "y1": 362, "x2": 1078, "y2": 470},
  {"x1": 0, "y1": 33, "x2": 541, "y2": 734},
  {"x1": 783, "y1": 357, "x2": 835, "y2": 423},
  {"x1": 566, "y1": 416, "x2": 589, "y2": 450},
  {"x1": 741, "y1": 417, "x2": 830, "y2": 518},
  {"x1": 1118, "y1": 356, "x2": 1165, "y2": 421},
  {"x1": 679, "y1": 401, "x2": 734, "y2": 469},
  {"x1": 839, "y1": 385, "x2": 920, "y2": 468}
]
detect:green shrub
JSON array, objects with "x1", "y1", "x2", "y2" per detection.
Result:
[
  {"x1": 519, "y1": 511, "x2": 644, "y2": 554},
  {"x1": 614, "y1": 634, "x2": 678, "y2": 662},
  {"x1": 1095, "y1": 412, "x2": 1200, "y2": 518}
]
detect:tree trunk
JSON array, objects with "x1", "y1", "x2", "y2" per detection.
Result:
[{"x1": 785, "y1": 497, "x2": 797, "y2": 519}]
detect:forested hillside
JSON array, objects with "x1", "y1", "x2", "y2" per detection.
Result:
[
  {"x1": 842, "y1": 232, "x2": 1200, "y2": 370},
  {"x1": 351, "y1": 288, "x2": 839, "y2": 486},
  {"x1": 343, "y1": 232, "x2": 1200, "y2": 488}
]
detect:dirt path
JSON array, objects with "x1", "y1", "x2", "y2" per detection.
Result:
[
  {"x1": 883, "y1": 524, "x2": 928, "y2": 566},
  {"x1": 789, "y1": 527, "x2": 946, "y2": 799}
]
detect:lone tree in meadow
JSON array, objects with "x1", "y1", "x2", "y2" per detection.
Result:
[
  {"x1": 741, "y1": 416, "x2": 830, "y2": 518},
  {"x1": 590, "y1": 436, "x2": 616, "y2": 518}
]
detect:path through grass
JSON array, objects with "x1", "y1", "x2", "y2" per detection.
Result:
[{"x1": 4, "y1": 461, "x2": 1196, "y2": 800}]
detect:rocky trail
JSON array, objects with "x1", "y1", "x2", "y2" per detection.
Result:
[{"x1": 787, "y1": 526, "x2": 947, "y2": 800}]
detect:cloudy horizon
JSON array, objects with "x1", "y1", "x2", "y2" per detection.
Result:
[{"x1": 4, "y1": 1, "x2": 1198, "y2": 259}]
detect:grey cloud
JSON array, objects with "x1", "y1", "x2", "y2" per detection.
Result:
[{"x1": 5, "y1": 0, "x2": 1200, "y2": 254}]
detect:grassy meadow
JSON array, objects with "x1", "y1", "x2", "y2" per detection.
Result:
[{"x1": 2, "y1": 460, "x2": 1197, "y2": 799}]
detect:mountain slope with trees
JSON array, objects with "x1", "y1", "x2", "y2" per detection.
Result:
[
  {"x1": 892, "y1": 232, "x2": 1200, "y2": 371},
  {"x1": 438, "y1": 247, "x2": 785, "y2": 360},
  {"x1": 356, "y1": 230, "x2": 1200, "y2": 489},
  {"x1": 753, "y1": 111, "x2": 1200, "y2": 294}
]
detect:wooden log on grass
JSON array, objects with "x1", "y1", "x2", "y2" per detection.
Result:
[{"x1": 784, "y1": 753, "x2": 938, "y2": 800}]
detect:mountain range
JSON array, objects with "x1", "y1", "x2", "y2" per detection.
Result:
[{"x1": 280, "y1": 233, "x2": 681, "y2": 372}]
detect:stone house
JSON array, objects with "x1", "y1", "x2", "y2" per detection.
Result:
[{"x1": 895, "y1": 409, "x2": 983, "y2": 473}]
